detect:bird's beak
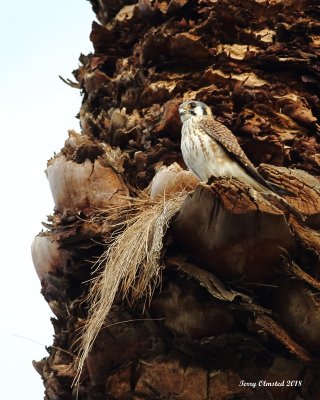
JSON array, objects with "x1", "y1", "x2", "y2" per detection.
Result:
[{"x1": 179, "y1": 107, "x2": 187, "y2": 117}]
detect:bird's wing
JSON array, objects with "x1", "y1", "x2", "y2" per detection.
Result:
[{"x1": 198, "y1": 117, "x2": 277, "y2": 192}]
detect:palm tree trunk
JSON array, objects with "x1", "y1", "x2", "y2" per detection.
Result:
[{"x1": 33, "y1": 1, "x2": 320, "y2": 399}]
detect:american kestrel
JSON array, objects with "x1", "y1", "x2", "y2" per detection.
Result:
[{"x1": 179, "y1": 100, "x2": 303, "y2": 219}]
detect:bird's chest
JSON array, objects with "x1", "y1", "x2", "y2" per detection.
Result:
[{"x1": 181, "y1": 120, "x2": 229, "y2": 181}]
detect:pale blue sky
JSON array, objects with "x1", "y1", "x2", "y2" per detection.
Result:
[{"x1": 0, "y1": 1, "x2": 93, "y2": 398}]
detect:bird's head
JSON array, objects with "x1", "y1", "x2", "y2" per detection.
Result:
[{"x1": 179, "y1": 100, "x2": 212, "y2": 123}]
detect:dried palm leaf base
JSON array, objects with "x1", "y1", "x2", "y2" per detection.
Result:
[
  {"x1": 173, "y1": 178, "x2": 295, "y2": 282},
  {"x1": 74, "y1": 190, "x2": 189, "y2": 387}
]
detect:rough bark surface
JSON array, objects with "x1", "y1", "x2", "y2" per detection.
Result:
[{"x1": 32, "y1": 1, "x2": 320, "y2": 399}]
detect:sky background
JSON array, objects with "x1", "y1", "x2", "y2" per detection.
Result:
[{"x1": 0, "y1": 1, "x2": 94, "y2": 398}]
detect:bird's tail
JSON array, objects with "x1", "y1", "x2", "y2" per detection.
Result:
[
  {"x1": 266, "y1": 181, "x2": 296, "y2": 197},
  {"x1": 262, "y1": 191, "x2": 305, "y2": 222}
]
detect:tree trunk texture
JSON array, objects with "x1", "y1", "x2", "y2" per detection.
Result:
[{"x1": 32, "y1": 1, "x2": 320, "y2": 399}]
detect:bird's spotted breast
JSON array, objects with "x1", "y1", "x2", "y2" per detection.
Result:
[{"x1": 181, "y1": 117, "x2": 229, "y2": 181}]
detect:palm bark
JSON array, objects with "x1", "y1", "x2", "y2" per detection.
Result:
[{"x1": 32, "y1": 1, "x2": 320, "y2": 399}]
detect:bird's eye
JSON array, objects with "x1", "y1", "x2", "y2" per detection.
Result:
[{"x1": 188, "y1": 102, "x2": 196, "y2": 109}]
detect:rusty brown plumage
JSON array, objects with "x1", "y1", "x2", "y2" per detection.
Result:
[
  {"x1": 198, "y1": 117, "x2": 278, "y2": 193},
  {"x1": 179, "y1": 100, "x2": 303, "y2": 220}
]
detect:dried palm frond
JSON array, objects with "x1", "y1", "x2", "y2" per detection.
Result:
[{"x1": 73, "y1": 190, "x2": 188, "y2": 387}]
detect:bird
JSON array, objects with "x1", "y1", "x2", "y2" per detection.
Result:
[{"x1": 179, "y1": 99, "x2": 303, "y2": 220}]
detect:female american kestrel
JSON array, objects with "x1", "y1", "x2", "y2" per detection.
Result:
[
  {"x1": 179, "y1": 100, "x2": 291, "y2": 196},
  {"x1": 179, "y1": 100, "x2": 303, "y2": 219}
]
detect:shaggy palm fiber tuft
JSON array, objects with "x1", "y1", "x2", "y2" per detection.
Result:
[{"x1": 74, "y1": 190, "x2": 188, "y2": 387}]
